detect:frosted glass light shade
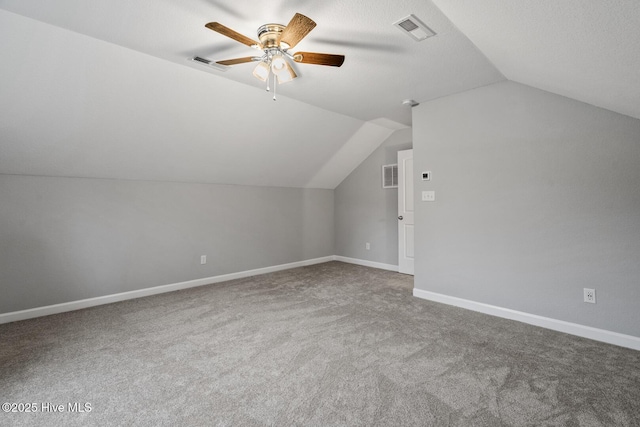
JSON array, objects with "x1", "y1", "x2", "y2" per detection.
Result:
[
  {"x1": 274, "y1": 60, "x2": 296, "y2": 84},
  {"x1": 252, "y1": 62, "x2": 270, "y2": 81},
  {"x1": 271, "y1": 56, "x2": 287, "y2": 73}
]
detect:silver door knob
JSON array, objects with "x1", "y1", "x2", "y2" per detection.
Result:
[{"x1": 398, "y1": 216, "x2": 403, "y2": 220}]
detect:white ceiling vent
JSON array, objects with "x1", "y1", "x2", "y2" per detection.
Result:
[
  {"x1": 393, "y1": 14, "x2": 436, "y2": 41},
  {"x1": 191, "y1": 56, "x2": 229, "y2": 72}
]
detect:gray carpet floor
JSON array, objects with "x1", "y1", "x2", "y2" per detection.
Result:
[{"x1": 1, "y1": 261, "x2": 639, "y2": 426}]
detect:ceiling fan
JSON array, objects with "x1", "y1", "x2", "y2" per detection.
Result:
[{"x1": 205, "y1": 13, "x2": 345, "y2": 99}]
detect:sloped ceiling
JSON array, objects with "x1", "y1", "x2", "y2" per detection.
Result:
[
  {"x1": 0, "y1": 0, "x2": 503, "y2": 125},
  {"x1": 431, "y1": 0, "x2": 640, "y2": 121},
  {"x1": 1, "y1": 0, "x2": 638, "y2": 189},
  {"x1": 0, "y1": 11, "x2": 366, "y2": 188}
]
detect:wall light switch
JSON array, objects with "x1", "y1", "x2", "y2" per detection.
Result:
[
  {"x1": 200, "y1": 255, "x2": 207, "y2": 265},
  {"x1": 422, "y1": 191, "x2": 435, "y2": 201}
]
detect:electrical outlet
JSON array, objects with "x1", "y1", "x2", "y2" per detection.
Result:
[
  {"x1": 583, "y1": 288, "x2": 596, "y2": 304},
  {"x1": 200, "y1": 255, "x2": 207, "y2": 265},
  {"x1": 365, "y1": 242, "x2": 370, "y2": 250}
]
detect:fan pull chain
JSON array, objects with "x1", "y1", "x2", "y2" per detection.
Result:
[
  {"x1": 266, "y1": 73, "x2": 270, "y2": 92},
  {"x1": 273, "y1": 73, "x2": 277, "y2": 101}
]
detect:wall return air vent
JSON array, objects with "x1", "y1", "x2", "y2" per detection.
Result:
[
  {"x1": 393, "y1": 14, "x2": 436, "y2": 41},
  {"x1": 382, "y1": 164, "x2": 398, "y2": 189}
]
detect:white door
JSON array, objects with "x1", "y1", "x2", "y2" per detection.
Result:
[{"x1": 398, "y1": 149, "x2": 414, "y2": 275}]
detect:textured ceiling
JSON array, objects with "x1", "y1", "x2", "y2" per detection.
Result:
[
  {"x1": 0, "y1": 0, "x2": 504, "y2": 126},
  {"x1": 1, "y1": 0, "x2": 638, "y2": 188},
  {"x1": 432, "y1": 0, "x2": 640, "y2": 120},
  {"x1": 0, "y1": 10, "x2": 369, "y2": 188}
]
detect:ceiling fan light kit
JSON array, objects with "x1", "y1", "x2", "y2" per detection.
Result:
[{"x1": 205, "y1": 13, "x2": 345, "y2": 100}]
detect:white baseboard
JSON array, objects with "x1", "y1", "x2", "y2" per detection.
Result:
[
  {"x1": 333, "y1": 256, "x2": 398, "y2": 272},
  {"x1": 413, "y1": 288, "x2": 640, "y2": 351},
  {"x1": 0, "y1": 256, "x2": 334, "y2": 325}
]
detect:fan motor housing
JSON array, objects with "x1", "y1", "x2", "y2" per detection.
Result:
[{"x1": 257, "y1": 24, "x2": 285, "y2": 48}]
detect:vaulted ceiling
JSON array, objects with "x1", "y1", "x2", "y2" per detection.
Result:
[
  {"x1": 432, "y1": 0, "x2": 640, "y2": 121},
  {"x1": 1, "y1": 0, "x2": 638, "y2": 188}
]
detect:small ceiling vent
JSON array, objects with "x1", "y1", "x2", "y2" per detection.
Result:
[
  {"x1": 191, "y1": 56, "x2": 229, "y2": 72},
  {"x1": 393, "y1": 14, "x2": 436, "y2": 41}
]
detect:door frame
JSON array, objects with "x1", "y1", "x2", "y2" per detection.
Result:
[{"x1": 398, "y1": 149, "x2": 414, "y2": 275}]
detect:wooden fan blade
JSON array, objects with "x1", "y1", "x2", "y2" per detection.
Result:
[
  {"x1": 279, "y1": 13, "x2": 316, "y2": 49},
  {"x1": 216, "y1": 57, "x2": 257, "y2": 66},
  {"x1": 293, "y1": 52, "x2": 345, "y2": 67},
  {"x1": 205, "y1": 22, "x2": 261, "y2": 48}
]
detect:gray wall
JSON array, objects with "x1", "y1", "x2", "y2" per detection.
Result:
[
  {"x1": 413, "y1": 81, "x2": 640, "y2": 337},
  {"x1": 334, "y1": 128, "x2": 412, "y2": 266},
  {"x1": 0, "y1": 175, "x2": 334, "y2": 313}
]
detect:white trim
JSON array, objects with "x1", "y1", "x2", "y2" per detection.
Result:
[
  {"x1": 6, "y1": 258, "x2": 635, "y2": 351},
  {"x1": 334, "y1": 256, "x2": 399, "y2": 272},
  {"x1": 413, "y1": 288, "x2": 640, "y2": 351},
  {"x1": 0, "y1": 256, "x2": 333, "y2": 325}
]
